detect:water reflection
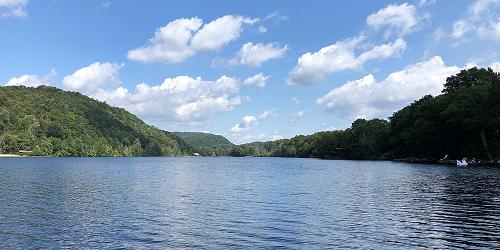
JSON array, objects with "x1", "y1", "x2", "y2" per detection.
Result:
[{"x1": 0, "y1": 157, "x2": 499, "y2": 248}]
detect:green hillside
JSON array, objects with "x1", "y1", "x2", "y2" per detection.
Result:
[
  {"x1": 173, "y1": 132, "x2": 234, "y2": 156},
  {"x1": 0, "y1": 86, "x2": 188, "y2": 156},
  {"x1": 173, "y1": 132, "x2": 233, "y2": 148}
]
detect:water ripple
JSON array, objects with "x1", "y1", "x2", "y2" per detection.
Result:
[{"x1": 0, "y1": 157, "x2": 499, "y2": 248}]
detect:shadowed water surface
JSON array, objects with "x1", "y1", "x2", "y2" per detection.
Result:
[{"x1": 0, "y1": 157, "x2": 499, "y2": 248}]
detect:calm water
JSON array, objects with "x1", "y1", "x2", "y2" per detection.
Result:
[{"x1": 0, "y1": 157, "x2": 499, "y2": 249}]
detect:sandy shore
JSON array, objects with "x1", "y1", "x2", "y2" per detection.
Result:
[{"x1": 0, "y1": 154, "x2": 22, "y2": 157}]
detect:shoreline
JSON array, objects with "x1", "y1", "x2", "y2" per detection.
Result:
[
  {"x1": 0, "y1": 154, "x2": 23, "y2": 157},
  {"x1": 0, "y1": 155, "x2": 498, "y2": 166},
  {"x1": 394, "y1": 158, "x2": 500, "y2": 167}
]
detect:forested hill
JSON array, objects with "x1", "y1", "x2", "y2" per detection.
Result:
[
  {"x1": 230, "y1": 67, "x2": 500, "y2": 161},
  {"x1": 173, "y1": 132, "x2": 234, "y2": 156},
  {"x1": 0, "y1": 86, "x2": 189, "y2": 156},
  {"x1": 173, "y1": 132, "x2": 233, "y2": 148}
]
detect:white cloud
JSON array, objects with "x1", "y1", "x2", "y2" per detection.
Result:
[
  {"x1": 290, "y1": 97, "x2": 300, "y2": 104},
  {"x1": 4, "y1": 69, "x2": 56, "y2": 87},
  {"x1": 5, "y1": 75, "x2": 45, "y2": 87},
  {"x1": 243, "y1": 73, "x2": 269, "y2": 87},
  {"x1": 470, "y1": 0, "x2": 500, "y2": 16},
  {"x1": 465, "y1": 61, "x2": 478, "y2": 69},
  {"x1": 477, "y1": 18, "x2": 500, "y2": 40},
  {"x1": 258, "y1": 108, "x2": 277, "y2": 120},
  {"x1": 490, "y1": 61, "x2": 500, "y2": 71},
  {"x1": 0, "y1": 0, "x2": 28, "y2": 18},
  {"x1": 290, "y1": 110, "x2": 307, "y2": 123},
  {"x1": 62, "y1": 64, "x2": 243, "y2": 128},
  {"x1": 230, "y1": 109, "x2": 277, "y2": 133},
  {"x1": 127, "y1": 17, "x2": 202, "y2": 63},
  {"x1": 287, "y1": 2, "x2": 427, "y2": 86},
  {"x1": 191, "y1": 15, "x2": 257, "y2": 50},
  {"x1": 316, "y1": 56, "x2": 461, "y2": 119},
  {"x1": 63, "y1": 62, "x2": 123, "y2": 94},
  {"x1": 366, "y1": 3, "x2": 420, "y2": 36},
  {"x1": 230, "y1": 116, "x2": 257, "y2": 133},
  {"x1": 419, "y1": 0, "x2": 436, "y2": 7},
  {"x1": 127, "y1": 15, "x2": 257, "y2": 63},
  {"x1": 452, "y1": 19, "x2": 472, "y2": 39},
  {"x1": 95, "y1": 75, "x2": 244, "y2": 126},
  {"x1": 288, "y1": 36, "x2": 406, "y2": 85},
  {"x1": 357, "y1": 39, "x2": 407, "y2": 62},
  {"x1": 257, "y1": 25, "x2": 267, "y2": 33},
  {"x1": 233, "y1": 42, "x2": 288, "y2": 67},
  {"x1": 450, "y1": 0, "x2": 500, "y2": 42}
]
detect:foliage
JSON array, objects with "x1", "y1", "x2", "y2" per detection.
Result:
[
  {"x1": 0, "y1": 86, "x2": 186, "y2": 156},
  {"x1": 390, "y1": 67, "x2": 500, "y2": 160},
  {"x1": 1, "y1": 67, "x2": 499, "y2": 160},
  {"x1": 230, "y1": 119, "x2": 390, "y2": 160},
  {"x1": 230, "y1": 67, "x2": 500, "y2": 160},
  {"x1": 173, "y1": 132, "x2": 234, "y2": 156}
]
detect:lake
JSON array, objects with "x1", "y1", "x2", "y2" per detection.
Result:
[{"x1": 0, "y1": 157, "x2": 499, "y2": 248}]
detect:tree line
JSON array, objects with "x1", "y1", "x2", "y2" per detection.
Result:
[
  {"x1": 1, "y1": 68, "x2": 498, "y2": 160},
  {"x1": 228, "y1": 67, "x2": 500, "y2": 161}
]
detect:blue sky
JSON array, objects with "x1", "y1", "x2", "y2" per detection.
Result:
[{"x1": 1, "y1": 0, "x2": 500, "y2": 144}]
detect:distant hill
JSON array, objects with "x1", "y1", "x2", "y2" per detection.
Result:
[
  {"x1": 173, "y1": 132, "x2": 234, "y2": 149},
  {"x1": 0, "y1": 86, "x2": 189, "y2": 156}
]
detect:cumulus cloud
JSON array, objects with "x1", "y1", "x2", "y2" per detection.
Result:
[
  {"x1": 233, "y1": 42, "x2": 287, "y2": 66},
  {"x1": 127, "y1": 15, "x2": 257, "y2": 63},
  {"x1": 5, "y1": 75, "x2": 45, "y2": 87},
  {"x1": 4, "y1": 69, "x2": 56, "y2": 87},
  {"x1": 63, "y1": 62, "x2": 123, "y2": 94},
  {"x1": 243, "y1": 73, "x2": 269, "y2": 87},
  {"x1": 230, "y1": 115, "x2": 258, "y2": 133},
  {"x1": 288, "y1": 36, "x2": 406, "y2": 85},
  {"x1": 230, "y1": 109, "x2": 277, "y2": 133},
  {"x1": 286, "y1": 2, "x2": 429, "y2": 86},
  {"x1": 0, "y1": 0, "x2": 28, "y2": 18},
  {"x1": 62, "y1": 62, "x2": 243, "y2": 128},
  {"x1": 191, "y1": 16, "x2": 257, "y2": 50},
  {"x1": 367, "y1": 3, "x2": 421, "y2": 36},
  {"x1": 450, "y1": 0, "x2": 500, "y2": 42},
  {"x1": 94, "y1": 75, "x2": 244, "y2": 125},
  {"x1": 316, "y1": 56, "x2": 461, "y2": 119}
]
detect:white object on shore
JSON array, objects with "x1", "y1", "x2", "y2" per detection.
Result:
[{"x1": 456, "y1": 159, "x2": 468, "y2": 167}]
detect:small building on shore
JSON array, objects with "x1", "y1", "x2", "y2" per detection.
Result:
[{"x1": 17, "y1": 150, "x2": 33, "y2": 156}]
